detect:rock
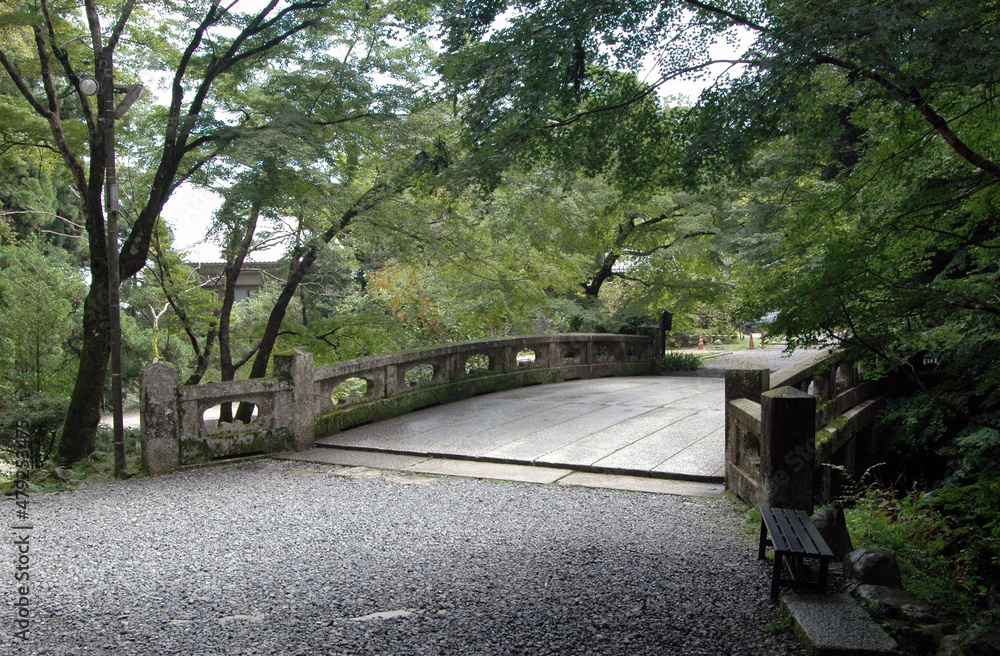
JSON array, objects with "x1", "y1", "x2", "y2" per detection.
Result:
[
  {"x1": 50, "y1": 467, "x2": 72, "y2": 483},
  {"x1": 936, "y1": 630, "x2": 1000, "y2": 656},
  {"x1": 854, "y1": 584, "x2": 937, "y2": 621},
  {"x1": 811, "y1": 503, "x2": 854, "y2": 557},
  {"x1": 938, "y1": 635, "x2": 965, "y2": 656},
  {"x1": 888, "y1": 619, "x2": 942, "y2": 655},
  {"x1": 900, "y1": 603, "x2": 942, "y2": 625},
  {"x1": 844, "y1": 548, "x2": 902, "y2": 588},
  {"x1": 918, "y1": 624, "x2": 957, "y2": 648}
]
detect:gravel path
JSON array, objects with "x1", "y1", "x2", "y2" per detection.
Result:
[
  {"x1": 664, "y1": 345, "x2": 824, "y2": 378},
  {"x1": 702, "y1": 345, "x2": 823, "y2": 374},
  {"x1": 4, "y1": 460, "x2": 805, "y2": 655}
]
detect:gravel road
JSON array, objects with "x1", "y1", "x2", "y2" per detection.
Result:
[
  {"x1": 665, "y1": 344, "x2": 825, "y2": 378},
  {"x1": 702, "y1": 344, "x2": 824, "y2": 374},
  {"x1": 4, "y1": 460, "x2": 805, "y2": 655}
]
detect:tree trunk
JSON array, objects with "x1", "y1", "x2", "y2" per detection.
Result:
[
  {"x1": 56, "y1": 277, "x2": 109, "y2": 464},
  {"x1": 233, "y1": 148, "x2": 443, "y2": 423},
  {"x1": 584, "y1": 252, "x2": 618, "y2": 297},
  {"x1": 219, "y1": 205, "x2": 259, "y2": 422}
]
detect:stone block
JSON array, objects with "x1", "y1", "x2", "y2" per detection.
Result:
[
  {"x1": 781, "y1": 593, "x2": 898, "y2": 656},
  {"x1": 760, "y1": 385, "x2": 817, "y2": 511},
  {"x1": 725, "y1": 361, "x2": 770, "y2": 501},
  {"x1": 140, "y1": 362, "x2": 180, "y2": 476}
]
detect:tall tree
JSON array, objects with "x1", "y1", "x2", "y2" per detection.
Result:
[{"x1": 0, "y1": 0, "x2": 433, "y2": 463}]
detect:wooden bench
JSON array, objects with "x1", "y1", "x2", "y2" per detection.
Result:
[{"x1": 758, "y1": 506, "x2": 836, "y2": 600}]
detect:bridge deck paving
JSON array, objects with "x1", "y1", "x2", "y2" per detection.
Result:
[
  {"x1": 277, "y1": 447, "x2": 726, "y2": 496},
  {"x1": 311, "y1": 376, "x2": 726, "y2": 489},
  {"x1": 528, "y1": 406, "x2": 698, "y2": 467}
]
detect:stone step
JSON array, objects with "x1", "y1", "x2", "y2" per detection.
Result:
[{"x1": 781, "y1": 593, "x2": 898, "y2": 656}]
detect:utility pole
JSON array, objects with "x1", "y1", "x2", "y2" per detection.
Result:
[
  {"x1": 81, "y1": 53, "x2": 142, "y2": 478},
  {"x1": 102, "y1": 51, "x2": 126, "y2": 479}
]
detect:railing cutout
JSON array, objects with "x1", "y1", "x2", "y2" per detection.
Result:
[
  {"x1": 404, "y1": 364, "x2": 436, "y2": 387},
  {"x1": 465, "y1": 354, "x2": 489, "y2": 375},
  {"x1": 331, "y1": 377, "x2": 369, "y2": 405}
]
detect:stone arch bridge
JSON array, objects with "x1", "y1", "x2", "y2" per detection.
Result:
[{"x1": 140, "y1": 333, "x2": 885, "y2": 506}]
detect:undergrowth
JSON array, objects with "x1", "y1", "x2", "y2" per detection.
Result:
[
  {"x1": 0, "y1": 425, "x2": 143, "y2": 495},
  {"x1": 660, "y1": 352, "x2": 705, "y2": 372},
  {"x1": 840, "y1": 466, "x2": 1000, "y2": 631}
]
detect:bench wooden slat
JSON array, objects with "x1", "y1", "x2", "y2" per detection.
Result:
[
  {"x1": 758, "y1": 505, "x2": 836, "y2": 599},
  {"x1": 794, "y1": 509, "x2": 836, "y2": 558},
  {"x1": 772, "y1": 507, "x2": 807, "y2": 554},
  {"x1": 759, "y1": 507, "x2": 788, "y2": 552}
]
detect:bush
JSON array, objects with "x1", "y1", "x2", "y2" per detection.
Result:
[
  {"x1": 842, "y1": 466, "x2": 1000, "y2": 627},
  {"x1": 660, "y1": 352, "x2": 704, "y2": 372},
  {"x1": 0, "y1": 393, "x2": 69, "y2": 469}
]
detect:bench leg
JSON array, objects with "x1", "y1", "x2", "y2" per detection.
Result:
[
  {"x1": 818, "y1": 557, "x2": 829, "y2": 593},
  {"x1": 771, "y1": 553, "x2": 782, "y2": 600},
  {"x1": 758, "y1": 518, "x2": 768, "y2": 560}
]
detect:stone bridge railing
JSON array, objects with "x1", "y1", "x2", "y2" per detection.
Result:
[
  {"x1": 140, "y1": 332, "x2": 659, "y2": 475},
  {"x1": 724, "y1": 350, "x2": 887, "y2": 511}
]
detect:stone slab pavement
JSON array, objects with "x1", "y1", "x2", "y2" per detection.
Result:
[
  {"x1": 278, "y1": 447, "x2": 727, "y2": 497},
  {"x1": 781, "y1": 593, "x2": 898, "y2": 655},
  {"x1": 304, "y1": 375, "x2": 728, "y2": 491}
]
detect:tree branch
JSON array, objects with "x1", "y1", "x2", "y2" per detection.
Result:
[
  {"x1": 106, "y1": 0, "x2": 139, "y2": 53},
  {"x1": 680, "y1": 0, "x2": 767, "y2": 32},
  {"x1": 814, "y1": 54, "x2": 1000, "y2": 179},
  {"x1": 545, "y1": 60, "x2": 754, "y2": 130}
]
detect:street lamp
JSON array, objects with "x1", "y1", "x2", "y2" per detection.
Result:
[{"x1": 80, "y1": 63, "x2": 143, "y2": 478}]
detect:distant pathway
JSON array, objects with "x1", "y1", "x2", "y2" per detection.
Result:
[{"x1": 698, "y1": 344, "x2": 822, "y2": 375}]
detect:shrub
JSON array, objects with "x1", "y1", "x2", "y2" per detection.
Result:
[
  {"x1": 0, "y1": 393, "x2": 69, "y2": 469},
  {"x1": 842, "y1": 467, "x2": 1000, "y2": 626},
  {"x1": 660, "y1": 352, "x2": 704, "y2": 372}
]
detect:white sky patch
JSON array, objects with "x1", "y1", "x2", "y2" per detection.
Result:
[{"x1": 642, "y1": 26, "x2": 757, "y2": 106}]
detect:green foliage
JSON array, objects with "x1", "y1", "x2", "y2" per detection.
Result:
[
  {"x1": 0, "y1": 237, "x2": 85, "y2": 399},
  {"x1": 0, "y1": 393, "x2": 69, "y2": 470},
  {"x1": 439, "y1": 0, "x2": 740, "y2": 192},
  {"x1": 0, "y1": 424, "x2": 144, "y2": 493},
  {"x1": 137, "y1": 221, "x2": 219, "y2": 382},
  {"x1": 844, "y1": 474, "x2": 1000, "y2": 625},
  {"x1": 659, "y1": 352, "x2": 705, "y2": 372}
]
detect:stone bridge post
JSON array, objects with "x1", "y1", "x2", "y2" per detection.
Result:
[
  {"x1": 760, "y1": 386, "x2": 816, "y2": 511},
  {"x1": 273, "y1": 351, "x2": 315, "y2": 451},
  {"x1": 140, "y1": 361, "x2": 180, "y2": 476},
  {"x1": 637, "y1": 325, "x2": 663, "y2": 364},
  {"x1": 724, "y1": 362, "x2": 769, "y2": 504}
]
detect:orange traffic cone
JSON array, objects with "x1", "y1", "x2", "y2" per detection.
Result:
[
  {"x1": 749, "y1": 332, "x2": 755, "y2": 350},
  {"x1": 697, "y1": 333, "x2": 705, "y2": 350}
]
